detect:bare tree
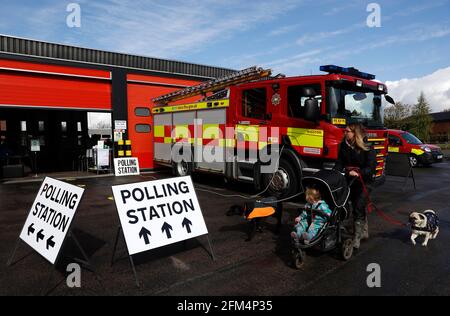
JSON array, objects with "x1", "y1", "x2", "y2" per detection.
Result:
[{"x1": 384, "y1": 102, "x2": 411, "y2": 129}]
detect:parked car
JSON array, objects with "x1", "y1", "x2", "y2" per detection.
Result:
[{"x1": 387, "y1": 129, "x2": 443, "y2": 167}]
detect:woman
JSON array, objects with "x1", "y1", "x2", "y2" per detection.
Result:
[{"x1": 333, "y1": 123, "x2": 376, "y2": 250}]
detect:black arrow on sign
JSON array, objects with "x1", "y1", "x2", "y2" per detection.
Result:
[
  {"x1": 28, "y1": 223, "x2": 35, "y2": 236},
  {"x1": 36, "y1": 229, "x2": 45, "y2": 243},
  {"x1": 46, "y1": 236, "x2": 55, "y2": 250},
  {"x1": 182, "y1": 218, "x2": 193, "y2": 234},
  {"x1": 161, "y1": 222, "x2": 173, "y2": 239},
  {"x1": 139, "y1": 227, "x2": 152, "y2": 245}
]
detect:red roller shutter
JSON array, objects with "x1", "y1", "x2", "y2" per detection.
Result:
[{"x1": 0, "y1": 59, "x2": 111, "y2": 110}]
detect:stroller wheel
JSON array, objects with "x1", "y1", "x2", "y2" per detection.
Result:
[
  {"x1": 341, "y1": 238, "x2": 354, "y2": 261},
  {"x1": 293, "y1": 250, "x2": 305, "y2": 269}
]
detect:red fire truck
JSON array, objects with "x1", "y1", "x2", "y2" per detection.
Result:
[{"x1": 151, "y1": 65, "x2": 394, "y2": 198}]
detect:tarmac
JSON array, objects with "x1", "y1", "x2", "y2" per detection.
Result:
[{"x1": 0, "y1": 162, "x2": 449, "y2": 296}]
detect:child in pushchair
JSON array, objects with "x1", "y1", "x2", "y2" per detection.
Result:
[
  {"x1": 291, "y1": 186, "x2": 332, "y2": 244},
  {"x1": 291, "y1": 169, "x2": 354, "y2": 269}
]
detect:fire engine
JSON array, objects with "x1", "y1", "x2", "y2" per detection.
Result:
[{"x1": 151, "y1": 65, "x2": 395, "y2": 198}]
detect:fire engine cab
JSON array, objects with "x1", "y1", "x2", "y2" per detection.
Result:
[{"x1": 151, "y1": 65, "x2": 394, "y2": 198}]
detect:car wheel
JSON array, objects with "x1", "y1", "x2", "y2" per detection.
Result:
[{"x1": 409, "y1": 155, "x2": 418, "y2": 167}]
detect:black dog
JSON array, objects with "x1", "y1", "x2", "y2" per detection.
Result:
[{"x1": 227, "y1": 196, "x2": 283, "y2": 241}]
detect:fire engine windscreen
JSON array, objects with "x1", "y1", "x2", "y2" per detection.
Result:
[{"x1": 327, "y1": 83, "x2": 385, "y2": 127}]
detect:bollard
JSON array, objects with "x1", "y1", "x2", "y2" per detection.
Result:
[
  {"x1": 117, "y1": 140, "x2": 124, "y2": 157},
  {"x1": 125, "y1": 140, "x2": 132, "y2": 157}
]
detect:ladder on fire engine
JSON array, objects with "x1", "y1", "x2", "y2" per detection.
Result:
[{"x1": 152, "y1": 66, "x2": 272, "y2": 105}]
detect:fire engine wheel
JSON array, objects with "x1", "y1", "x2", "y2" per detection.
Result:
[
  {"x1": 266, "y1": 158, "x2": 299, "y2": 199},
  {"x1": 409, "y1": 155, "x2": 418, "y2": 168},
  {"x1": 174, "y1": 160, "x2": 192, "y2": 177}
]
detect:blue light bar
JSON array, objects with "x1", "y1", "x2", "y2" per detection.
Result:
[{"x1": 320, "y1": 65, "x2": 376, "y2": 80}]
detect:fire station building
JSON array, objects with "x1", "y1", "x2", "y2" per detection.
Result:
[
  {"x1": 0, "y1": 35, "x2": 234, "y2": 178},
  {"x1": 431, "y1": 111, "x2": 450, "y2": 143}
]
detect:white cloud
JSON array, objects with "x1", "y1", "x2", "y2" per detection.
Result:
[
  {"x1": 323, "y1": 0, "x2": 362, "y2": 16},
  {"x1": 1, "y1": 0, "x2": 303, "y2": 61},
  {"x1": 316, "y1": 23, "x2": 450, "y2": 63},
  {"x1": 295, "y1": 24, "x2": 363, "y2": 46},
  {"x1": 78, "y1": 0, "x2": 302, "y2": 59},
  {"x1": 263, "y1": 49, "x2": 326, "y2": 75},
  {"x1": 392, "y1": 1, "x2": 450, "y2": 18},
  {"x1": 221, "y1": 43, "x2": 292, "y2": 70},
  {"x1": 386, "y1": 67, "x2": 450, "y2": 112},
  {"x1": 266, "y1": 49, "x2": 323, "y2": 67},
  {"x1": 269, "y1": 23, "x2": 302, "y2": 36}
]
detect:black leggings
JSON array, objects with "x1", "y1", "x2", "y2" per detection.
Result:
[{"x1": 349, "y1": 183, "x2": 370, "y2": 222}]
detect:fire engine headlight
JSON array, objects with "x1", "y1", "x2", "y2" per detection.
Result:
[
  {"x1": 421, "y1": 146, "x2": 431, "y2": 153},
  {"x1": 378, "y1": 84, "x2": 385, "y2": 91},
  {"x1": 356, "y1": 80, "x2": 363, "y2": 87}
]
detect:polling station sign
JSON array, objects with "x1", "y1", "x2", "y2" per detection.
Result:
[
  {"x1": 114, "y1": 158, "x2": 140, "y2": 177},
  {"x1": 19, "y1": 177, "x2": 85, "y2": 264},
  {"x1": 111, "y1": 176, "x2": 208, "y2": 255}
]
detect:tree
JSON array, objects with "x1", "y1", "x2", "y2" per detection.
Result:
[
  {"x1": 384, "y1": 102, "x2": 411, "y2": 129},
  {"x1": 409, "y1": 92, "x2": 432, "y2": 142}
]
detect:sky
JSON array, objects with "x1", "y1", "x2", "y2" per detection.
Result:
[{"x1": 1, "y1": 0, "x2": 450, "y2": 112}]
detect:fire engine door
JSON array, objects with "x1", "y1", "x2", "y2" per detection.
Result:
[
  {"x1": 234, "y1": 85, "x2": 276, "y2": 180},
  {"x1": 236, "y1": 85, "x2": 276, "y2": 147}
]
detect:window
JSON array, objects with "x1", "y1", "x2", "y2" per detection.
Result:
[
  {"x1": 20, "y1": 121, "x2": 27, "y2": 132},
  {"x1": 401, "y1": 132, "x2": 422, "y2": 145},
  {"x1": 0, "y1": 120, "x2": 6, "y2": 131},
  {"x1": 135, "y1": 107, "x2": 151, "y2": 117},
  {"x1": 77, "y1": 122, "x2": 82, "y2": 132},
  {"x1": 388, "y1": 135, "x2": 402, "y2": 146},
  {"x1": 287, "y1": 84, "x2": 322, "y2": 119},
  {"x1": 242, "y1": 88, "x2": 267, "y2": 120},
  {"x1": 38, "y1": 121, "x2": 45, "y2": 132},
  {"x1": 136, "y1": 124, "x2": 151, "y2": 133},
  {"x1": 327, "y1": 82, "x2": 384, "y2": 127},
  {"x1": 61, "y1": 122, "x2": 67, "y2": 132}
]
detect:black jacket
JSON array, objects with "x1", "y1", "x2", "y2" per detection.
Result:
[{"x1": 333, "y1": 140, "x2": 377, "y2": 183}]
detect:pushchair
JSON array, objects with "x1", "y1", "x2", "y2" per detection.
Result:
[{"x1": 291, "y1": 169, "x2": 354, "y2": 269}]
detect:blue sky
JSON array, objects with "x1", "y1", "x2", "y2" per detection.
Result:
[{"x1": 1, "y1": 0, "x2": 450, "y2": 111}]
